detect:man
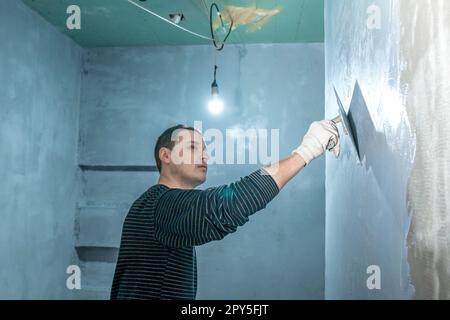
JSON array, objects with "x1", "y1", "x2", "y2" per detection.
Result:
[{"x1": 110, "y1": 121, "x2": 340, "y2": 299}]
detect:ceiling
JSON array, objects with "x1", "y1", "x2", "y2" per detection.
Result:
[{"x1": 23, "y1": 0, "x2": 324, "y2": 47}]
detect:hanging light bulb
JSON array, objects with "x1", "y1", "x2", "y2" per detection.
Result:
[{"x1": 208, "y1": 65, "x2": 224, "y2": 115}]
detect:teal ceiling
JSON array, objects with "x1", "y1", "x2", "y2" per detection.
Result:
[{"x1": 23, "y1": 0, "x2": 324, "y2": 47}]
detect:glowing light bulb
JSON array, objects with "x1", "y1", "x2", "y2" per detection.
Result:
[
  {"x1": 208, "y1": 94, "x2": 224, "y2": 115},
  {"x1": 208, "y1": 80, "x2": 224, "y2": 114}
]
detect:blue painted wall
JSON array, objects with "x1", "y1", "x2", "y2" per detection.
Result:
[
  {"x1": 0, "y1": 0, "x2": 82, "y2": 298},
  {"x1": 78, "y1": 43, "x2": 326, "y2": 299},
  {"x1": 324, "y1": 0, "x2": 415, "y2": 299}
]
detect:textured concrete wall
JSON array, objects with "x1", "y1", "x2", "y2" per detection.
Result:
[
  {"x1": 0, "y1": 0, "x2": 82, "y2": 299},
  {"x1": 79, "y1": 43, "x2": 326, "y2": 299},
  {"x1": 324, "y1": 0, "x2": 415, "y2": 299}
]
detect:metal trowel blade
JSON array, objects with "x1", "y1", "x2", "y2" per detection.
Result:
[{"x1": 333, "y1": 87, "x2": 361, "y2": 162}]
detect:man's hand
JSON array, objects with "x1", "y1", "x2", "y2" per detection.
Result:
[
  {"x1": 264, "y1": 120, "x2": 340, "y2": 190},
  {"x1": 292, "y1": 120, "x2": 340, "y2": 165}
]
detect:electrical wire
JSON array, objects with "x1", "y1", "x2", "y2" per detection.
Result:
[
  {"x1": 127, "y1": 0, "x2": 213, "y2": 41},
  {"x1": 212, "y1": 64, "x2": 218, "y2": 86},
  {"x1": 209, "y1": 3, "x2": 233, "y2": 51},
  {"x1": 127, "y1": 0, "x2": 233, "y2": 51}
]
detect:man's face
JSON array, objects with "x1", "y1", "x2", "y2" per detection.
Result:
[{"x1": 167, "y1": 129, "x2": 209, "y2": 187}]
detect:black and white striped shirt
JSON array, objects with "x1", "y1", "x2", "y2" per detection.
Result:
[{"x1": 110, "y1": 168, "x2": 280, "y2": 300}]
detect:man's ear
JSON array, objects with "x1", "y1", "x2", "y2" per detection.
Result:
[{"x1": 159, "y1": 147, "x2": 171, "y2": 167}]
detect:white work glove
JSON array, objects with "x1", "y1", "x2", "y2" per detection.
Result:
[{"x1": 292, "y1": 120, "x2": 340, "y2": 165}]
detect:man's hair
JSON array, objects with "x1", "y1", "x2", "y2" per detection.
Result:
[{"x1": 154, "y1": 124, "x2": 197, "y2": 172}]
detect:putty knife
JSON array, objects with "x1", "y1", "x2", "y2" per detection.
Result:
[{"x1": 331, "y1": 87, "x2": 361, "y2": 162}]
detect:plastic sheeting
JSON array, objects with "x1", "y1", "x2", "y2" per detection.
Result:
[{"x1": 213, "y1": 5, "x2": 282, "y2": 32}]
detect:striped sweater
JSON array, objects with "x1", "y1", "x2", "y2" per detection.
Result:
[{"x1": 110, "y1": 168, "x2": 280, "y2": 300}]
